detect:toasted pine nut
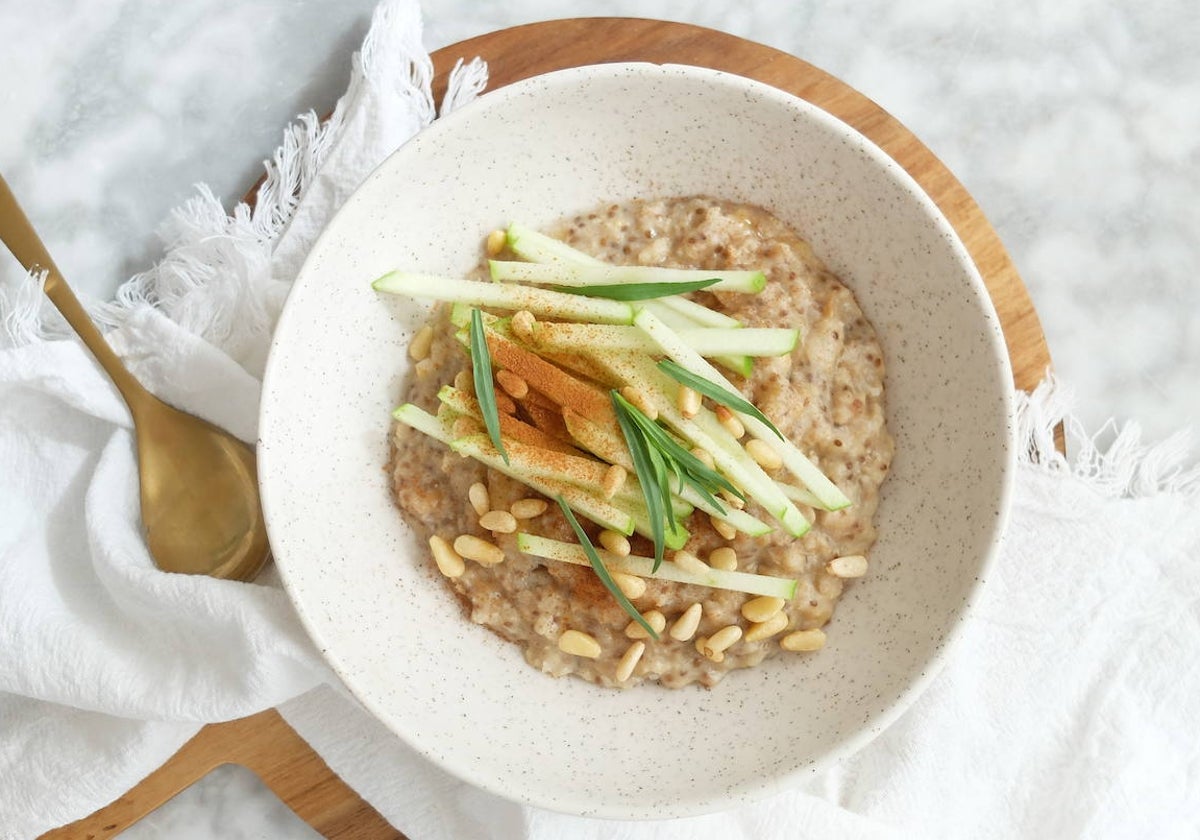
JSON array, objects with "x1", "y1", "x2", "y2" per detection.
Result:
[
  {"x1": 620, "y1": 386, "x2": 658, "y2": 420},
  {"x1": 715, "y1": 405, "x2": 745, "y2": 439},
  {"x1": 669, "y1": 603, "x2": 703, "y2": 641},
  {"x1": 511, "y1": 310, "x2": 536, "y2": 343},
  {"x1": 745, "y1": 438, "x2": 783, "y2": 470},
  {"x1": 616, "y1": 641, "x2": 646, "y2": 682},
  {"x1": 781, "y1": 628, "x2": 826, "y2": 652},
  {"x1": 510, "y1": 498, "x2": 548, "y2": 519},
  {"x1": 671, "y1": 550, "x2": 709, "y2": 576},
  {"x1": 741, "y1": 595, "x2": 785, "y2": 624},
  {"x1": 689, "y1": 446, "x2": 716, "y2": 469},
  {"x1": 408, "y1": 324, "x2": 434, "y2": 361},
  {"x1": 479, "y1": 510, "x2": 518, "y2": 533},
  {"x1": 625, "y1": 610, "x2": 666, "y2": 639},
  {"x1": 453, "y1": 534, "x2": 505, "y2": 566},
  {"x1": 453, "y1": 417, "x2": 482, "y2": 438},
  {"x1": 428, "y1": 535, "x2": 465, "y2": 578},
  {"x1": 495, "y1": 369, "x2": 528, "y2": 399},
  {"x1": 708, "y1": 546, "x2": 737, "y2": 570},
  {"x1": 703, "y1": 624, "x2": 743, "y2": 656},
  {"x1": 601, "y1": 464, "x2": 627, "y2": 499},
  {"x1": 826, "y1": 554, "x2": 869, "y2": 579},
  {"x1": 598, "y1": 529, "x2": 631, "y2": 557},
  {"x1": 414, "y1": 358, "x2": 435, "y2": 379},
  {"x1": 677, "y1": 385, "x2": 701, "y2": 418},
  {"x1": 486, "y1": 229, "x2": 506, "y2": 256},
  {"x1": 611, "y1": 572, "x2": 646, "y2": 600},
  {"x1": 710, "y1": 515, "x2": 738, "y2": 540},
  {"x1": 558, "y1": 629, "x2": 602, "y2": 658},
  {"x1": 694, "y1": 635, "x2": 723, "y2": 663},
  {"x1": 720, "y1": 488, "x2": 746, "y2": 510},
  {"x1": 744, "y1": 611, "x2": 790, "y2": 642},
  {"x1": 453, "y1": 369, "x2": 474, "y2": 394},
  {"x1": 468, "y1": 482, "x2": 490, "y2": 517}
]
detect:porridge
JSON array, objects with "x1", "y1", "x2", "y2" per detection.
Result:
[{"x1": 387, "y1": 196, "x2": 893, "y2": 688}]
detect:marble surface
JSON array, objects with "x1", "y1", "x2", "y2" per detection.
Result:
[{"x1": 1, "y1": 0, "x2": 1196, "y2": 836}]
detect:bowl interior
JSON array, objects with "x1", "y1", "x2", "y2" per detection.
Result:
[{"x1": 258, "y1": 63, "x2": 1014, "y2": 819}]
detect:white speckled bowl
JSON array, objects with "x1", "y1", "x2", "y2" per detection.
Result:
[{"x1": 259, "y1": 63, "x2": 1015, "y2": 819}]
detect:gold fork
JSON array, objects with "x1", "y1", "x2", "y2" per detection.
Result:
[{"x1": 0, "y1": 174, "x2": 268, "y2": 580}]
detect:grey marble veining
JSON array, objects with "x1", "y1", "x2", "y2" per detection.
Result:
[
  {"x1": 1, "y1": 0, "x2": 1196, "y2": 836},
  {"x1": 121, "y1": 765, "x2": 319, "y2": 840}
]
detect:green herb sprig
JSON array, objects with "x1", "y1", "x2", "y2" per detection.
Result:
[
  {"x1": 469, "y1": 308, "x2": 508, "y2": 464},
  {"x1": 611, "y1": 391, "x2": 743, "y2": 570},
  {"x1": 657, "y1": 359, "x2": 784, "y2": 440},
  {"x1": 554, "y1": 495, "x2": 658, "y2": 639},
  {"x1": 549, "y1": 278, "x2": 719, "y2": 301}
]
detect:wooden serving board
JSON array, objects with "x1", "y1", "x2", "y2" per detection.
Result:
[{"x1": 42, "y1": 18, "x2": 1051, "y2": 840}]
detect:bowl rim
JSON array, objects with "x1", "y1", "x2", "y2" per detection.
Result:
[{"x1": 259, "y1": 60, "x2": 1018, "y2": 819}]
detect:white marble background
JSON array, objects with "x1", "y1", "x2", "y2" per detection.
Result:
[{"x1": 1, "y1": 0, "x2": 1196, "y2": 836}]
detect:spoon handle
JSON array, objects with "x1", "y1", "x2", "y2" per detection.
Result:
[{"x1": 0, "y1": 174, "x2": 151, "y2": 413}]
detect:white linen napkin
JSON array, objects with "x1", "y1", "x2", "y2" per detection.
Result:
[{"x1": 2, "y1": 2, "x2": 1197, "y2": 838}]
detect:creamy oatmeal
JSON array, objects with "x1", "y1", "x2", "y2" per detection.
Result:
[{"x1": 390, "y1": 196, "x2": 893, "y2": 688}]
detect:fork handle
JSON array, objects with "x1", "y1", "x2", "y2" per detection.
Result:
[{"x1": 0, "y1": 174, "x2": 150, "y2": 413}]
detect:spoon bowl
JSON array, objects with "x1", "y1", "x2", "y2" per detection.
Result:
[{"x1": 0, "y1": 174, "x2": 269, "y2": 581}]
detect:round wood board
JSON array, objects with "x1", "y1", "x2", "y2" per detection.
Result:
[{"x1": 44, "y1": 18, "x2": 1050, "y2": 840}]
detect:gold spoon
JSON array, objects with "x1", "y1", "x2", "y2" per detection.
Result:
[{"x1": 0, "y1": 174, "x2": 269, "y2": 581}]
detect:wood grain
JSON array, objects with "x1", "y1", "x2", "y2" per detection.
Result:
[
  {"x1": 39, "y1": 709, "x2": 400, "y2": 840},
  {"x1": 42, "y1": 18, "x2": 1051, "y2": 840},
  {"x1": 433, "y1": 18, "x2": 1051, "y2": 392}
]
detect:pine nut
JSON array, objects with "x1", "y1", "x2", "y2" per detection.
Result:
[
  {"x1": 485, "y1": 229, "x2": 506, "y2": 256},
  {"x1": 708, "y1": 546, "x2": 737, "y2": 570},
  {"x1": 695, "y1": 636, "x2": 723, "y2": 663},
  {"x1": 453, "y1": 534, "x2": 505, "y2": 566},
  {"x1": 601, "y1": 464, "x2": 627, "y2": 499},
  {"x1": 677, "y1": 385, "x2": 701, "y2": 418},
  {"x1": 620, "y1": 386, "x2": 658, "y2": 420},
  {"x1": 710, "y1": 515, "x2": 738, "y2": 540},
  {"x1": 826, "y1": 554, "x2": 869, "y2": 579},
  {"x1": 672, "y1": 550, "x2": 709, "y2": 576},
  {"x1": 669, "y1": 603, "x2": 703, "y2": 641},
  {"x1": 611, "y1": 572, "x2": 646, "y2": 600},
  {"x1": 511, "y1": 310, "x2": 536, "y2": 343},
  {"x1": 744, "y1": 611, "x2": 789, "y2": 642},
  {"x1": 468, "y1": 482, "x2": 490, "y2": 517},
  {"x1": 720, "y1": 488, "x2": 746, "y2": 510},
  {"x1": 479, "y1": 510, "x2": 517, "y2": 533},
  {"x1": 780, "y1": 628, "x2": 827, "y2": 652},
  {"x1": 428, "y1": 535, "x2": 465, "y2": 578},
  {"x1": 745, "y1": 438, "x2": 783, "y2": 470},
  {"x1": 453, "y1": 369, "x2": 475, "y2": 394},
  {"x1": 703, "y1": 624, "x2": 743, "y2": 656},
  {"x1": 715, "y1": 405, "x2": 745, "y2": 439},
  {"x1": 408, "y1": 324, "x2": 434, "y2": 361},
  {"x1": 741, "y1": 596, "x2": 785, "y2": 624},
  {"x1": 510, "y1": 498, "x2": 548, "y2": 519},
  {"x1": 625, "y1": 610, "x2": 666, "y2": 639},
  {"x1": 452, "y1": 416, "x2": 482, "y2": 438},
  {"x1": 495, "y1": 369, "x2": 528, "y2": 399},
  {"x1": 615, "y1": 641, "x2": 646, "y2": 682},
  {"x1": 598, "y1": 529, "x2": 631, "y2": 557},
  {"x1": 691, "y1": 448, "x2": 716, "y2": 470},
  {"x1": 558, "y1": 629, "x2": 602, "y2": 658},
  {"x1": 690, "y1": 447, "x2": 715, "y2": 469},
  {"x1": 414, "y1": 358, "x2": 435, "y2": 379}
]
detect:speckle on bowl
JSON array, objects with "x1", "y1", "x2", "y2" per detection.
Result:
[{"x1": 258, "y1": 63, "x2": 1015, "y2": 819}]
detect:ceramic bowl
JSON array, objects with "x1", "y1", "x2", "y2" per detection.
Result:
[{"x1": 258, "y1": 63, "x2": 1015, "y2": 819}]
